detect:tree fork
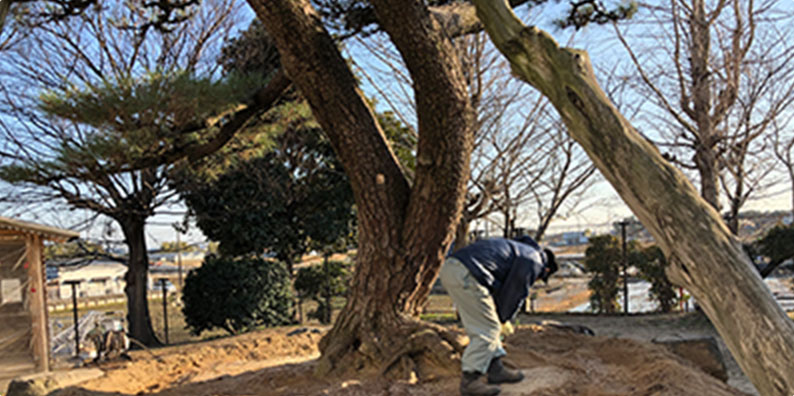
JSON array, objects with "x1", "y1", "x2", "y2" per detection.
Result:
[
  {"x1": 472, "y1": 1, "x2": 794, "y2": 394},
  {"x1": 248, "y1": 0, "x2": 473, "y2": 378}
]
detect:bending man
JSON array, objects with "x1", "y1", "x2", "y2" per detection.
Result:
[{"x1": 440, "y1": 235, "x2": 558, "y2": 396}]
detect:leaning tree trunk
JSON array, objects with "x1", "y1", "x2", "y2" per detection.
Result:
[
  {"x1": 473, "y1": 1, "x2": 794, "y2": 394},
  {"x1": 248, "y1": 0, "x2": 473, "y2": 380},
  {"x1": 120, "y1": 218, "x2": 160, "y2": 347}
]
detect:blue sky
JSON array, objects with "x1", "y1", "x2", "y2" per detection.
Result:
[
  {"x1": 343, "y1": 0, "x2": 794, "y2": 235},
  {"x1": 2, "y1": 0, "x2": 793, "y2": 247}
]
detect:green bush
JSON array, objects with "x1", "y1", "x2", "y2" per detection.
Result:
[
  {"x1": 755, "y1": 224, "x2": 794, "y2": 277},
  {"x1": 294, "y1": 260, "x2": 350, "y2": 324},
  {"x1": 584, "y1": 235, "x2": 622, "y2": 313},
  {"x1": 182, "y1": 254, "x2": 294, "y2": 336},
  {"x1": 635, "y1": 246, "x2": 678, "y2": 313}
]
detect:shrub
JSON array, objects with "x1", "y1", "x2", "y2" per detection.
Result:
[
  {"x1": 182, "y1": 254, "x2": 293, "y2": 336},
  {"x1": 634, "y1": 246, "x2": 678, "y2": 312},
  {"x1": 584, "y1": 235, "x2": 622, "y2": 313},
  {"x1": 294, "y1": 260, "x2": 350, "y2": 324},
  {"x1": 755, "y1": 224, "x2": 794, "y2": 277}
]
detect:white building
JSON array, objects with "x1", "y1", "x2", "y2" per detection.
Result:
[{"x1": 50, "y1": 262, "x2": 126, "y2": 299}]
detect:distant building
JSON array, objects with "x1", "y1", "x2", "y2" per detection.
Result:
[
  {"x1": 50, "y1": 262, "x2": 126, "y2": 299},
  {"x1": 548, "y1": 231, "x2": 590, "y2": 247},
  {"x1": 47, "y1": 259, "x2": 186, "y2": 302},
  {"x1": 561, "y1": 231, "x2": 589, "y2": 246},
  {"x1": 148, "y1": 251, "x2": 206, "y2": 267}
]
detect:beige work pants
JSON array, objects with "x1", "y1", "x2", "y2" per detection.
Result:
[{"x1": 439, "y1": 256, "x2": 506, "y2": 374}]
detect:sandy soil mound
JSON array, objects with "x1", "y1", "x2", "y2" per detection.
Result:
[
  {"x1": 55, "y1": 325, "x2": 748, "y2": 396},
  {"x1": 57, "y1": 326, "x2": 324, "y2": 395},
  {"x1": 501, "y1": 326, "x2": 746, "y2": 396}
]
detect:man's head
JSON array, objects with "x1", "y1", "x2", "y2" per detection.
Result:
[{"x1": 540, "y1": 248, "x2": 558, "y2": 284}]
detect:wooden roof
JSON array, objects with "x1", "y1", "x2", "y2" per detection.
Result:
[{"x1": 0, "y1": 216, "x2": 80, "y2": 242}]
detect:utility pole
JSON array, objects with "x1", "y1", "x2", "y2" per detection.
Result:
[
  {"x1": 159, "y1": 278, "x2": 169, "y2": 345},
  {"x1": 64, "y1": 280, "x2": 81, "y2": 357},
  {"x1": 618, "y1": 220, "x2": 629, "y2": 314},
  {"x1": 176, "y1": 231, "x2": 183, "y2": 290},
  {"x1": 172, "y1": 222, "x2": 187, "y2": 290}
]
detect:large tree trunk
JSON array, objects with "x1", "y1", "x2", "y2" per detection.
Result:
[
  {"x1": 366, "y1": 0, "x2": 473, "y2": 318},
  {"x1": 248, "y1": 0, "x2": 472, "y2": 379},
  {"x1": 120, "y1": 218, "x2": 160, "y2": 347},
  {"x1": 473, "y1": 1, "x2": 794, "y2": 394},
  {"x1": 689, "y1": 0, "x2": 722, "y2": 212}
]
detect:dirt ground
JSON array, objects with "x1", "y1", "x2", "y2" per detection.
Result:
[
  {"x1": 519, "y1": 312, "x2": 758, "y2": 395},
  {"x1": 50, "y1": 313, "x2": 752, "y2": 396}
]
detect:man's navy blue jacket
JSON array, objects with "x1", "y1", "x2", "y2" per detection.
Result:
[{"x1": 449, "y1": 237, "x2": 547, "y2": 323}]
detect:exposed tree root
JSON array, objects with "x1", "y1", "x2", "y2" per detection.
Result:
[{"x1": 316, "y1": 317, "x2": 465, "y2": 382}]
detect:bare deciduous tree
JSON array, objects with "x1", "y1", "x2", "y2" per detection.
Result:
[
  {"x1": 771, "y1": 118, "x2": 794, "y2": 217},
  {"x1": 613, "y1": 0, "x2": 794, "y2": 233}
]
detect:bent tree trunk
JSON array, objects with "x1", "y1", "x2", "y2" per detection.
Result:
[
  {"x1": 472, "y1": 1, "x2": 794, "y2": 394},
  {"x1": 248, "y1": 0, "x2": 473, "y2": 379},
  {"x1": 120, "y1": 218, "x2": 160, "y2": 347}
]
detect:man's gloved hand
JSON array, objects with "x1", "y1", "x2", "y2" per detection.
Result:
[{"x1": 501, "y1": 321, "x2": 515, "y2": 336}]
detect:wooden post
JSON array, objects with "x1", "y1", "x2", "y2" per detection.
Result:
[
  {"x1": 159, "y1": 278, "x2": 169, "y2": 345},
  {"x1": 25, "y1": 234, "x2": 50, "y2": 372}
]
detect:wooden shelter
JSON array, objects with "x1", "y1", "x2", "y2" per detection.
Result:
[{"x1": 0, "y1": 217, "x2": 79, "y2": 382}]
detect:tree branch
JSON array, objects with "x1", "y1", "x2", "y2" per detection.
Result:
[{"x1": 117, "y1": 68, "x2": 291, "y2": 171}]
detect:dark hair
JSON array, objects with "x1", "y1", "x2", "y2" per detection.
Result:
[{"x1": 541, "y1": 248, "x2": 558, "y2": 283}]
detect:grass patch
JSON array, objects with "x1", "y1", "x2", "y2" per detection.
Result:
[{"x1": 420, "y1": 312, "x2": 458, "y2": 324}]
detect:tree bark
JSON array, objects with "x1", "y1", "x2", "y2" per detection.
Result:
[
  {"x1": 453, "y1": 215, "x2": 471, "y2": 251},
  {"x1": 368, "y1": 0, "x2": 474, "y2": 317},
  {"x1": 247, "y1": 0, "x2": 472, "y2": 379},
  {"x1": 473, "y1": 1, "x2": 794, "y2": 394},
  {"x1": 120, "y1": 218, "x2": 160, "y2": 347},
  {"x1": 726, "y1": 180, "x2": 742, "y2": 234},
  {"x1": 688, "y1": 0, "x2": 722, "y2": 211}
]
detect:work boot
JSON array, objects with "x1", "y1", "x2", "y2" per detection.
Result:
[
  {"x1": 461, "y1": 371, "x2": 501, "y2": 396},
  {"x1": 487, "y1": 357, "x2": 524, "y2": 384}
]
